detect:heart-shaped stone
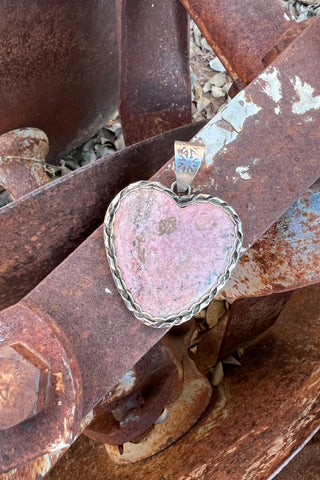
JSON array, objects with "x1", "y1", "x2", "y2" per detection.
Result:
[{"x1": 104, "y1": 181, "x2": 242, "y2": 328}]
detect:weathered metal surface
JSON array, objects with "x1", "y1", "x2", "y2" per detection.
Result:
[
  {"x1": 0, "y1": 128, "x2": 50, "y2": 200},
  {"x1": 117, "y1": 0, "x2": 191, "y2": 145},
  {"x1": 0, "y1": 344, "x2": 50, "y2": 431},
  {"x1": 45, "y1": 284, "x2": 320, "y2": 480},
  {"x1": 155, "y1": 18, "x2": 320, "y2": 250},
  {"x1": 84, "y1": 341, "x2": 181, "y2": 445},
  {"x1": 104, "y1": 324, "x2": 212, "y2": 463},
  {"x1": 220, "y1": 180, "x2": 320, "y2": 302},
  {"x1": 3, "y1": 20, "x2": 320, "y2": 476},
  {"x1": 262, "y1": 18, "x2": 316, "y2": 68},
  {"x1": 0, "y1": 413, "x2": 95, "y2": 480},
  {"x1": 218, "y1": 291, "x2": 292, "y2": 360},
  {"x1": 0, "y1": 302, "x2": 82, "y2": 474},
  {"x1": 0, "y1": 0, "x2": 119, "y2": 161},
  {"x1": 0, "y1": 122, "x2": 204, "y2": 311},
  {"x1": 180, "y1": 0, "x2": 299, "y2": 84}
]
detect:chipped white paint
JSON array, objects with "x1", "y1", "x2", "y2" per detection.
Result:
[
  {"x1": 222, "y1": 92, "x2": 261, "y2": 132},
  {"x1": 49, "y1": 439, "x2": 71, "y2": 452},
  {"x1": 260, "y1": 67, "x2": 282, "y2": 103},
  {"x1": 236, "y1": 166, "x2": 252, "y2": 180},
  {"x1": 291, "y1": 76, "x2": 320, "y2": 114},
  {"x1": 192, "y1": 91, "x2": 261, "y2": 165},
  {"x1": 105, "y1": 287, "x2": 113, "y2": 294},
  {"x1": 253, "y1": 158, "x2": 260, "y2": 166},
  {"x1": 274, "y1": 105, "x2": 281, "y2": 115}
]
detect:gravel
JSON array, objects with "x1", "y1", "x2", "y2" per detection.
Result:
[
  {"x1": 190, "y1": 20, "x2": 231, "y2": 122},
  {"x1": 284, "y1": 0, "x2": 320, "y2": 20}
]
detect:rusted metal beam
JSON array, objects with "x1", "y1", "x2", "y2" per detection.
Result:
[
  {"x1": 156, "y1": 19, "x2": 320, "y2": 250},
  {"x1": 0, "y1": 122, "x2": 204, "y2": 311},
  {"x1": 45, "y1": 284, "x2": 320, "y2": 480},
  {"x1": 180, "y1": 0, "x2": 303, "y2": 84},
  {"x1": 220, "y1": 180, "x2": 320, "y2": 302},
  {"x1": 117, "y1": 0, "x2": 191, "y2": 145},
  {"x1": 0, "y1": 0, "x2": 119, "y2": 161},
  {"x1": 2, "y1": 18, "x2": 320, "y2": 476}
]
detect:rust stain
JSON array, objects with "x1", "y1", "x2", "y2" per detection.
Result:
[
  {"x1": 0, "y1": 122, "x2": 204, "y2": 311},
  {"x1": 46, "y1": 285, "x2": 320, "y2": 480}
]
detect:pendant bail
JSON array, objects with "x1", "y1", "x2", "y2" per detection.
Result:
[{"x1": 174, "y1": 140, "x2": 205, "y2": 193}]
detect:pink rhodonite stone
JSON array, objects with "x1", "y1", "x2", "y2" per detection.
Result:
[{"x1": 112, "y1": 188, "x2": 236, "y2": 318}]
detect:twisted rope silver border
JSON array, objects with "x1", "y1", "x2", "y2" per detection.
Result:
[{"x1": 104, "y1": 181, "x2": 243, "y2": 328}]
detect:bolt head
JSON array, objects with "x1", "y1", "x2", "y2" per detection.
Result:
[{"x1": 0, "y1": 344, "x2": 50, "y2": 430}]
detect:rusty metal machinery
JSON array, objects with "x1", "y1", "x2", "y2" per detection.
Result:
[
  {"x1": 0, "y1": 1, "x2": 320, "y2": 479},
  {"x1": 0, "y1": 0, "x2": 119, "y2": 161}
]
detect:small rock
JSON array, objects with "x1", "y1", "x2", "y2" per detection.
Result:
[
  {"x1": 210, "y1": 72, "x2": 226, "y2": 87},
  {"x1": 0, "y1": 190, "x2": 12, "y2": 207},
  {"x1": 297, "y1": 10, "x2": 309, "y2": 21},
  {"x1": 190, "y1": 73, "x2": 198, "y2": 90},
  {"x1": 102, "y1": 146, "x2": 115, "y2": 157},
  {"x1": 201, "y1": 37, "x2": 212, "y2": 52},
  {"x1": 222, "y1": 82, "x2": 231, "y2": 94},
  {"x1": 202, "y1": 80, "x2": 212, "y2": 93},
  {"x1": 209, "y1": 56, "x2": 226, "y2": 72},
  {"x1": 87, "y1": 151, "x2": 97, "y2": 164},
  {"x1": 193, "y1": 22, "x2": 202, "y2": 48},
  {"x1": 194, "y1": 80, "x2": 203, "y2": 101},
  {"x1": 196, "y1": 97, "x2": 211, "y2": 111},
  {"x1": 211, "y1": 362, "x2": 224, "y2": 387},
  {"x1": 65, "y1": 159, "x2": 79, "y2": 170},
  {"x1": 211, "y1": 86, "x2": 226, "y2": 98},
  {"x1": 288, "y1": 1, "x2": 298, "y2": 17},
  {"x1": 106, "y1": 122, "x2": 122, "y2": 137},
  {"x1": 193, "y1": 309, "x2": 207, "y2": 320},
  {"x1": 115, "y1": 134, "x2": 125, "y2": 150},
  {"x1": 206, "y1": 300, "x2": 226, "y2": 329},
  {"x1": 82, "y1": 139, "x2": 95, "y2": 153},
  {"x1": 222, "y1": 355, "x2": 241, "y2": 366}
]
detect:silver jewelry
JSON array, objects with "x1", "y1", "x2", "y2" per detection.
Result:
[{"x1": 104, "y1": 142, "x2": 243, "y2": 328}]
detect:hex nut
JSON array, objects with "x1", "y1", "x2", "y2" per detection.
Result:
[{"x1": 0, "y1": 344, "x2": 50, "y2": 430}]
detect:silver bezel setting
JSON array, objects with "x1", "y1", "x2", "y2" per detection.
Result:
[{"x1": 104, "y1": 181, "x2": 243, "y2": 328}]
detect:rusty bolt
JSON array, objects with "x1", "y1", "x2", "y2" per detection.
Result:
[
  {"x1": 0, "y1": 343, "x2": 50, "y2": 430},
  {"x1": 0, "y1": 128, "x2": 50, "y2": 201}
]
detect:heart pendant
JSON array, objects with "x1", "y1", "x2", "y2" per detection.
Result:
[{"x1": 104, "y1": 181, "x2": 242, "y2": 328}]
